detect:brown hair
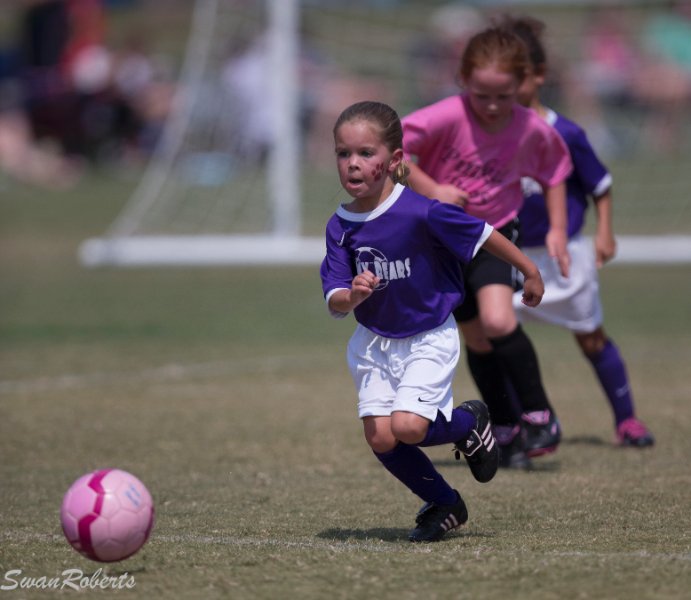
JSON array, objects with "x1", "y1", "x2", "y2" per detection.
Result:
[
  {"x1": 496, "y1": 15, "x2": 547, "y2": 73},
  {"x1": 333, "y1": 101, "x2": 410, "y2": 184},
  {"x1": 458, "y1": 27, "x2": 530, "y2": 85}
]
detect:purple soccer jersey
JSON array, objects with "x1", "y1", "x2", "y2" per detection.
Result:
[
  {"x1": 519, "y1": 109, "x2": 612, "y2": 247},
  {"x1": 320, "y1": 184, "x2": 492, "y2": 338}
]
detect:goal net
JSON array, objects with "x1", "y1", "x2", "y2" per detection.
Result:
[
  {"x1": 80, "y1": 0, "x2": 319, "y2": 266},
  {"x1": 79, "y1": 0, "x2": 691, "y2": 267}
]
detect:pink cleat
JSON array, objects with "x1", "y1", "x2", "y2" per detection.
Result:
[{"x1": 616, "y1": 417, "x2": 655, "y2": 448}]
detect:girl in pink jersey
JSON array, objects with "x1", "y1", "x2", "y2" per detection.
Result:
[{"x1": 402, "y1": 27, "x2": 573, "y2": 466}]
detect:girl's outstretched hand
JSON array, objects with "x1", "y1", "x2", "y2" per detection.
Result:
[
  {"x1": 546, "y1": 228, "x2": 570, "y2": 277},
  {"x1": 594, "y1": 230, "x2": 616, "y2": 268}
]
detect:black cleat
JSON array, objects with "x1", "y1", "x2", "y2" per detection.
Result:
[
  {"x1": 408, "y1": 490, "x2": 468, "y2": 543},
  {"x1": 494, "y1": 424, "x2": 533, "y2": 470},
  {"x1": 453, "y1": 400, "x2": 499, "y2": 483},
  {"x1": 522, "y1": 410, "x2": 561, "y2": 458}
]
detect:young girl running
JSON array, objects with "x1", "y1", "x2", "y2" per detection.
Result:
[
  {"x1": 320, "y1": 100, "x2": 545, "y2": 542},
  {"x1": 401, "y1": 27, "x2": 573, "y2": 465},
  {"x1": 504, "y1": 15, "x2": 654, "y2": 448}
]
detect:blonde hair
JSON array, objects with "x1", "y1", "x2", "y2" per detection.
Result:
[{"x1": 333, "y1": 101, "x2": 410, "y2": 185}]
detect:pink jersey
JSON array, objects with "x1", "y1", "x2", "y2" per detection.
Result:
[{"x1": 402, "y1": 95, "x2": 572, "y2": 228}]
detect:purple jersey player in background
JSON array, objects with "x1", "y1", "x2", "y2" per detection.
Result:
[
  {"x1": 402, "y1": 27, "x2": 573, "y2": 469},
  {"x1": 505, "y1": 15, "x2": 654, "y2": 448},
  {"x1": 320, "y1": 101, "x2": 545, "y2": 542}
]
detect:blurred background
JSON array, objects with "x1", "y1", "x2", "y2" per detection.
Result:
[{"x1": 0, "y1": 0, "x2": 690, "y2": 260}]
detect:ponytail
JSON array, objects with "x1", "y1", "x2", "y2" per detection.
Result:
[{"x1": 392, "y1": 160, "x2": 410, "y2": 186}]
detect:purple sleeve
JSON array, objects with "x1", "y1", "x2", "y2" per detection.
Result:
[
  {"x1": 567, "y1": 126, "x2": 611, "y2": 197},
  {"x1": 320, "y1": 217, "x2": 354, "y2": 299},
  {"x1": 426, "y1": 201, "x2": 492, "y2": 264}
]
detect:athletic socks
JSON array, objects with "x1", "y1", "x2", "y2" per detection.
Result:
[
  {"x1": 465, "y1": 347, "x2": 520, "y2": 425},
  {"x1": 417, "y1": 407, "x2": 476, "y2": 447},
  {"x1": 374, "y1": 444, "x2": 457, "y2": 505},
  {"x1": 489, "y1": 325, "x2": 554, "y2": 414},
  {"x1": 377, "y1": 406, "x2": 479, "y2": 503},
  {"x1": 584, "y1": 339, "x2": 635, "y2": 425}
]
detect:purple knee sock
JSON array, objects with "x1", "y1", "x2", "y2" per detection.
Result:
[
  {"x1": 418, "y1": 408, "x2": 476, "y2": 447},
  {"x1": 585, "y1": 339, "x2": 635, "y2": 425},
  {"x1": 374, "y1": 444, "x2": 457, "y2": 505}
]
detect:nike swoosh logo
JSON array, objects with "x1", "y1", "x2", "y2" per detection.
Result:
[
  {"x1": 337, "y1": 232, "x2": 346, "y2": 246},
  {"x1": 417, "y1": 397, "x2": 432, "y2": 403}
]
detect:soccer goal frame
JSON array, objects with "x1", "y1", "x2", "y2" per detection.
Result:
[{"x1": 79, "y1": 0, "x2": 324, "y2": 267}]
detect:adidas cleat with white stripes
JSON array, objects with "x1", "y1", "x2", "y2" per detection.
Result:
[
  {"x1": 408, "y1": 490, "x2": 468, "y2": 543},
  {"x1": 454, "y1": 400, "x2": 499, "y2": 483}
]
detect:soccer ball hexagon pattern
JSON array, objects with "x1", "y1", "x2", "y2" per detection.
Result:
[{"x1": 60, "y1": 469, "x2": 154, "y2": 562}]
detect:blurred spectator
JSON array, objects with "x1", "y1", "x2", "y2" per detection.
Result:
[
  {"x1": 110, "y1": 32, "x2": 174, "y2": 159},
  {"x1": 0, "y1": 78, "x2": 82, "y2": 188},
  {"x1": 565, "y1": 3, "x2": 691, "y2": 157},
  {"x1": 221, "y1": 34, "x2": 275, "y2": 162},
  {"x1": 15, "y1": 0, "x2": 163, "y2": 164},
  {"x1": 577, "y1": 8, "x2": 638, "y2": 107},
  {"x1": 632, "y1": 0, "x2": 691, "y2": 153},
  {"x1": 0, "y1": 2, "x2": 81, "y2": 187},
  {"x1": 562, "y1": 7, "x2": 639, "y2": 157},
  {"x1": 221, "y1": 28, "x2": 391, "y2": 167},
  {"x1": 641, "y1": 0, "x2": 691, "y2": 73},
  {"x1": 18, "y1": 0, "x2": 76, "y2": 151}
]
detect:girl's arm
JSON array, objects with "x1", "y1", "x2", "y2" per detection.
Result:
[
  {"x1": 482, "y1": 230, "x2": 544, "y2": 307},
  {"x1": 544, "y1": 181, "x2": 570, "y2": 277},
  {"x1": 407, "y1": 163, "x2": 469, "y2": 207},
  {"x1": 327, "y1": 270, "x2": 380, "y2": 314},
  {"x1": 593, "y1": 190, "x2": 616, "y2": 267}
]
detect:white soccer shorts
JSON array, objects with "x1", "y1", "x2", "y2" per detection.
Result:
[
  {"x1": 347, "y1": 314, "x2": 460, "y2": 422},
  {"x1": 513, "y1": 234, "x2": 603, "y2": 333}
]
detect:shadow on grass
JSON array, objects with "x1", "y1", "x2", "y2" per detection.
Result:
[
  {"x1": 521, "y1": 459, "x2": 561, "y2": 472},
  {"x1": 562, "y1": 435, "x2": 607, "y2": 446},
  {"x1": 317, "y1": 527, "x2": 410, "y2": 543},
  {"x1": 433, "y1": 457, "x2": 561, "y2": 472},
  {"x1": 317, "y1": 527, "x2": 493, "y2": 544}
]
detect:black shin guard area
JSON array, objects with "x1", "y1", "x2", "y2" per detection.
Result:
[
  {"x1": 465, "y1": 347, "x2": 518, "y2": 424},
  {"x1": 489, "y1": 326, "x2": 552, "y2": 413}
]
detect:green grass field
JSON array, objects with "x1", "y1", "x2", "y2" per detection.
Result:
[{"x1": 1, "y1": 172, "x2": 690, "y2": 600}]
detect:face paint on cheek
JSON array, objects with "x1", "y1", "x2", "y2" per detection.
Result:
[{"x1": 371, "y1": 162, "x2": 385, "y2": 181}]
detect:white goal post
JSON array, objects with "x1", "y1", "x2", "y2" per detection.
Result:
[
  {"x1": 78, "y1": 234, "x2": 691, "y2": 267},
  {"x1": 80, "y1": 0, "x2": 324, "y2": 267}
]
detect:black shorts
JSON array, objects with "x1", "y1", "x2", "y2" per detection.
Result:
[{"x1": 453, "y1": 218, "x2": 521, "y2": 323}]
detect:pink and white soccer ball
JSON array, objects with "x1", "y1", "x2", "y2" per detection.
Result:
[{"x1": 60, "y1": 469, "x2": 155, "y2": 562}]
